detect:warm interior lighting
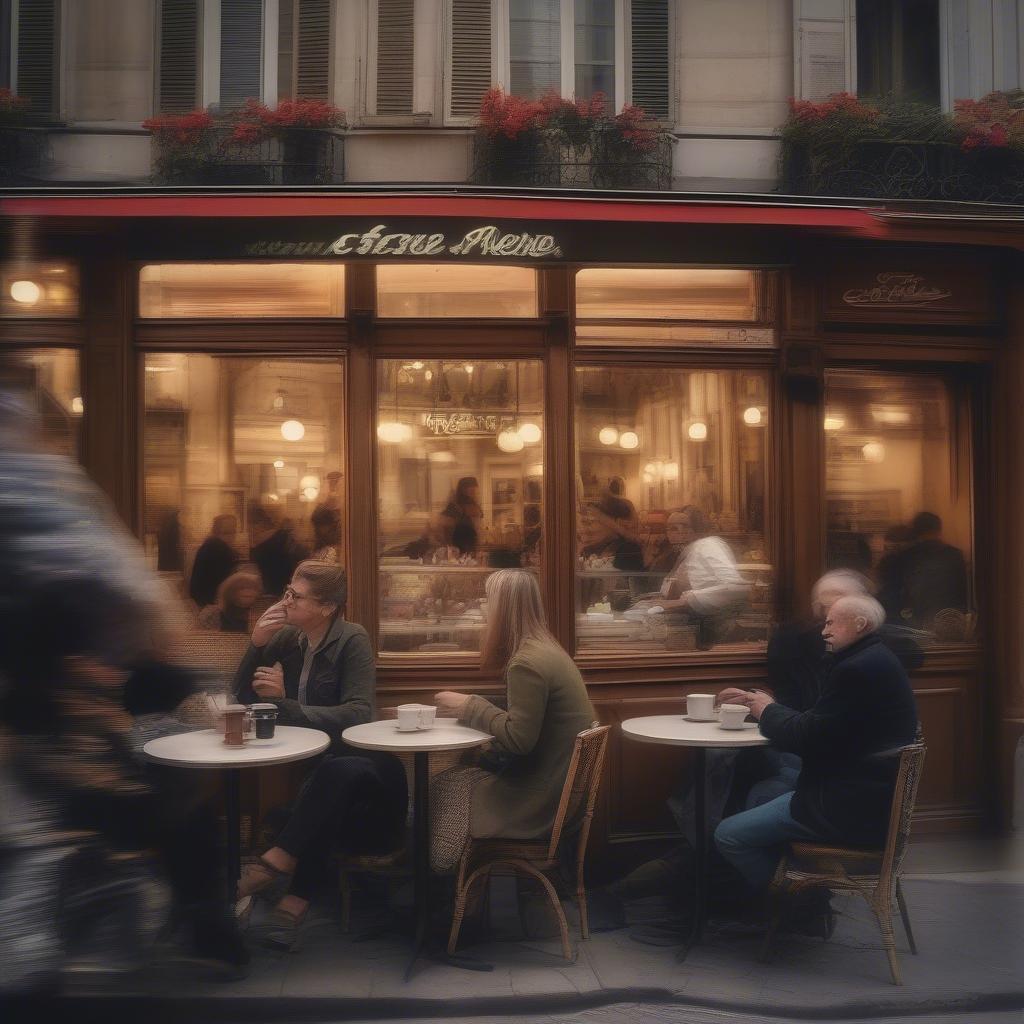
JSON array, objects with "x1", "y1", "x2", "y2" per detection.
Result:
[
  {"x1": 871, "y1": 405, "x2": 912, "y2": 425},
  {"x1": 598, "y1": 426, "x2": 619, "y2": 446},
  {"x1": 10, "y1": 280, "x2": 41, "y2": 304},
  {"x1": 273, "y1": 459, "x2": 285, "y2": 469},
  {"x1": 688, "y1": 421, "x2": 708, "y2": 441},
  {"x1": 663, "y1": 461, "x2": 679, "y2": 481},
  {"x1": 518, "y1": 422, "x2": 542, "y2": 444},
  {"x1": 823, "y1": 413, "x2": 845, "y2": 431},
  {"x1": 497, "y1": 429, "x2": 525, "y2": 453},
  {"x1": 411, "y1": 361, "x2": 424, "y2": 370},
  {"x1": 300, "y1": 475, "x2": 319, "y2": 490},
  {"x1": 862, "y1": 441, "x2": 886, "y2": 463},
  {"x1": 301, "y1": 486, "x2": 319, "y2": 501},
  {"x1": 377, "y1": 421, "x2": 411, "y2": 444},
  {"x1": 742, "y1": 406, "x2": 762, "y2": 426},
  {"x1": 375, "y1": 264, "x2": 538, "y2": 318},
  {"x1": 464, "y1": 363, "x2": 474, "y2": 375},
  {"x1": 281, "y1": 419, "x2": 306, "y2": 441},
  {"x1": 619, "y1": 431, "x2": 640, "y2": 450},
  {"x1": 71, "y1": 396, "x2": 84, "y2": 415},
  {"x1": 528, "y1": 462, "x2": 543, "y2": 476}
]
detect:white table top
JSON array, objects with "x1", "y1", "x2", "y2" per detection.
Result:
[
  {"x1": 343, "y1": 717, "x2": 491, "y2": 753},
  {"x1": 621, "y1": 715, "x2": 770, "y2": 749},
  {"x1": 143, "y1": 725, "x2": 330, "y2": 768}
]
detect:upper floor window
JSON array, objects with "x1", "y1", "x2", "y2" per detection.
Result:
[
  {"x1": 447, "y1": 0, "x2": 670, "y2": 123},
  {"x1": 856, "y1": 0, "x2": 939, "y2": 105},
  {"x1": 6, "y1": 0, "x2": 60, "y2": 120}
]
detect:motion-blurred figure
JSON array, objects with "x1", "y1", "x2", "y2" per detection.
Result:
[{"x1": 188, "y1": 513, "x2": 240, "y2": 608}]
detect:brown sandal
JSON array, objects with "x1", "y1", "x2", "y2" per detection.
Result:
[{"x1": 236, "y1": 855, "x2": 290, "y2": 900}]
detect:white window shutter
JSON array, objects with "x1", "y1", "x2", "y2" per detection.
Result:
[
  {"x1": 220, "y1": 0, "x2": 263, "y2": 109},
  {"x1": 630, "y1": 0, "x2": 669, "y2": 119},
  {"x1": 376, "y1": 0, "x2": 414, "y2": 114},
  {"x1": 450, "y1": 0, "x2": 491, "y2": 119},
  {"x1": 15, "y1": 0, "x2": 58, "y2": 117},
  {"x1": 296, "y1": 0, "x2": 331, "y2": 100},
  {"x1": 793, "y1": 0, "x2": 853, "y2": 100},
  {"x1": 158, "y1": 0, "x2": 200, "y2": 113}
]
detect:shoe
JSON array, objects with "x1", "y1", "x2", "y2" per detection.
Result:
[
  {"x1": 237, "y1": 855, "x2": 290, "y2": 900},
  {"x1": 234, "y1": 894, "x2": 254, "y2": 928},
  {"x1": 263, "y1": 905, "x2": 307, "y2": 952}
]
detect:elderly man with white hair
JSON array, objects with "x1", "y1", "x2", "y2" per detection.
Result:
[{"x1": 714, "y1": 593, "x2": 919, "y2": 905}]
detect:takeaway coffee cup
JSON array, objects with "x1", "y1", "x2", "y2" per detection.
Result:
[
  {"x1": 222, "y1": 705, "x2": 248, "y2": 746},
  {"x1": 686, "y1": 693, "x2": 716, "y2": 721},
  {"x1": 397, "y1": 704, "x2": 436, "y2": 731},
  {"x1": 251, "y1": 703, "x2": 278, "y2": 739},
  {"x1": 718, "y1": 703, "x2": 750, "y2": 730}
]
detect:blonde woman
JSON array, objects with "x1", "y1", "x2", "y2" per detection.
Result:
[{"x1": 432, "y1": 570, "x2": 595, "y2": 879}]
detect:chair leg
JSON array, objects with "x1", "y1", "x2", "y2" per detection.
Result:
[
  {"x1": 339, "y1": 867, "x2": 352, "y2": 934},
  {"x1": 895, "y1": 879, "x2": 917, "y2": 955},
  {"x1": 872, "y1": 898, "x2": 902, "y2": 986},
  {"x1": 759, "y1": 886, "x2": 786, "y2": 963},
  {"x1": 515, "y1": 862, "x2": 573, "y2": 962},
  {"x1": 577, "y1": 883, "x2": 590, "y2": 942}
]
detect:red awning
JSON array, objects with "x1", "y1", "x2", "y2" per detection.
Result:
[{"x1": 0, "y1": 192, "x2": 889, "y2": 236}]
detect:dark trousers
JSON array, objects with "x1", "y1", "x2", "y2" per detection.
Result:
[{"x1": 277, "y1": 754, "x2": 408, "y2": 900}]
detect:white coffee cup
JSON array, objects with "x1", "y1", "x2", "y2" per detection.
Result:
[
  {"x1": 686, "y1": 693, "x2": 716, "y2": 721},
  {"x1": 718, "y1": 703, "x2": 749, "y2": 730},
  {"x1": 397, "y1": 703, "x2": 436, "y2": 731}
]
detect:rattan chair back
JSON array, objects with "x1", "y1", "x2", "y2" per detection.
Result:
[
  {"x1": 546, "y1": 723, "x2": 611, "y2": 862},
  {"x1": 882, "y1": 742, "x2": 927, "y2": 886}
]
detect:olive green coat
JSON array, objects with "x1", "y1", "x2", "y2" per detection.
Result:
[{"x1": 458, "y1": 638, "x2": 596, "y2": 841}]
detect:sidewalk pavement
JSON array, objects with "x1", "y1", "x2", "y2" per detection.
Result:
[{"x1": 25, "y1": 837, "x2": 1024, "y2": 1022}]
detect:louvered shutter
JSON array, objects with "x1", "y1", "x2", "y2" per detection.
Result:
[
  {"x1": 630, "y1": 0, "x2": 669, "y2": 120},
  {"x1": 450, "y1": 0, "x2": 491, "y2": 119},
  {"x1": 794, "y1": 0, "x2": 852, "y2": 100},
  {"x1": 1, "y1": 0, "x2": 12, "y2": 90},
  {"x1": 296, "y1": 0, "x2": 331, "y2": 100},
  {"x1": 221, "y1": 0, "x2": 263, "y2": 109},
  {"x1": 15, "y1": 0, "x2": 58, "y2": 118},
  {"x1": 159, "y1": 0, "x2": 200, "y2": 113},
  {"x1": 376, "y1": 0, "x2": 413, "y2": 114}
]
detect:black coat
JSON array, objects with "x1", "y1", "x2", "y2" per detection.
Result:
[
  {"x1": 188, "y1": 536, "x2": 238, "y2": 607},
  {"x1": 758, "y1": 633, "x2": 919, "y2": 847},
  {"x1": 232, "y1": 618, "x2": 375, "y2": 753}
]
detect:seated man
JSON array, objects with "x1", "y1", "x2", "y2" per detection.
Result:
[{"x1": 714, "y1": 594, "x2": 919, "y2": 916}]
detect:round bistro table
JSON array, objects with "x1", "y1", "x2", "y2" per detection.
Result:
[
  {"x1": 143, "y1": 725, "x2": 330, "y2": 904},
  {"x1": 343, "y1": 717, "x2": 491, "y2": 979},
  {"x1": 621, "y1": 714, "x2": 770, "y2": 957}
]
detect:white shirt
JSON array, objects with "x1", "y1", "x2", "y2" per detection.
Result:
[{"x1": 668, "y1": 536, "x2": 750, "y2": 615}]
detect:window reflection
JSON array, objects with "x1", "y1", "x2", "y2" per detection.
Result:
[
  {"x1": 575, "y1": 366, "x2": 772, "y2": 655},
  {"x1": 1, "y1": 348, "x2": 82, "y2": 457},
  {"x1": 376, "y1": 265, "x2": 538, "y2": 318},
  {"x1": 138, "y1": 264, "x2": 345, "y2": 318},
  {"x1": 377, "y1": 358, "x2": 544, "y2": 655},
  {"x1": 825, "y1": 370, "x2": 973, "y2": 643},
  {"x1": 143, "y1": 354, "x2": 345, "y2": 632}
]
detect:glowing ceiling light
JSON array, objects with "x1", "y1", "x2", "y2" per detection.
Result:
[
  {"x1": 280, "y1": 419, "x2": 305, "y2": 441},
  {"x1": 300, "y1": 475, "x2": 320, "y2": 490},
  {"x1": 497, "y1": 429, "x2": 525, "y2": 453},
  {"x1": 273, "y1": 459, "x2": 285, "y2": 469},
  {"x1": 10, "y1": 280, "x2": 41, "y2": 304},
  {"x1": 411, "y1": 361, "x2": 424, "y2": 370},
  {"x1": 688, "y1": 421, "x2": 708, "y2": 441},
  {"x1": 518, "y1": 422, "x2": 542, "y2": 444},
  {"x1": 464, "y1": 363, "x2": 474, "y2": 375},
  {"x1": 823, "y1": 412, "x2": 845, "y2": 431},
  {"x1": 598, "y1": 426, "x2": 619, "y2": 446},
  {"x1": 377, "y1": 421, "x2": 411, "y2": 444},
  {"x1": 742, "y1": 406, "x2": 762, "y2": 426},
  {"x1": 619, "y1": 431, "x2": 640, "y2": 450},
  {"x1": 862, "y1": 441, "x2": 886, "y2": 463},
  {"x1": 301, "y1": 486, "x2": 320, "y2": 501},
  {"x1": 71, "y1": 396, "x2": 84, "y2": 415},
  {"x1": 424, "y1": 370, "x2": 433, "y2": 381},
  {"x1": 663, "y1": 462, "x2": 679, "y2": 481}
]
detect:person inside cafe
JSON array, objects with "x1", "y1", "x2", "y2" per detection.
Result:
[
  {"x1": 892, "y1": 511, "x2": 969, "y2": 630},
  {"x1": 440, "y1": 475, "x2": 484, "y2": 556},
  {"x1": 713, "y1": 594, "x2": 918, "y2": 930},
  {"x1": 248, "y1": 503, "x2": 309, "y2": 598},
  {"x1": 432, "y1": 569, "x2": 595, "y2": 936},
  {"x1": 188, "y1": 513, "x2": 240, "y2": 609},
  {"x1": 196, "y1": 571, "x2": 262, "y2": 634},
  {"x1": 232, "y1": 561, "x2": 406, "y2": 949},
  {"x1": 636, "y1": 506, "x2": 750, "y2": 649},
  {"x1": 310, "y1": 502, "x2": 342, "y2": 564}
]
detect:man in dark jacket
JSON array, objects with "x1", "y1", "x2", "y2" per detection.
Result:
[{"x1": 714, "y1": 594, "x2": 918, "y2": 891}]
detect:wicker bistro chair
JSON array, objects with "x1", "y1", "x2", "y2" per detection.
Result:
[
  {"x1": 446, "y1": 723, "x2": 612, "y2": 962},
  {"x1": 760, "y1": 743, "x2": 927, "y2": 985}
]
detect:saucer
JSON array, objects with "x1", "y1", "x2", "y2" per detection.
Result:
[
  {"x1": 683, "y1": 715, "x2": 718, "y2": 723},
  {"x1": 717, "y1": 721, "x2": 758, "y2": 731}
]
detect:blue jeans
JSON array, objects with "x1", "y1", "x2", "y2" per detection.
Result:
[{"x1": 714, "y1": 792, "x2": 821, "y2": 890}]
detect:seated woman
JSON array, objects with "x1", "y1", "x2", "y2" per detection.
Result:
[
  {"x1": 197, "y1": 572, "x2": 261, "y2": 633},
  {"x1": 232, "y1": 561, "x2": 406, "y2": 948},
  {"x1": 638, "y1": 506, "x2": 750, "y2": 649},
  {"x1": 431, "y1": 570, "x2": 596, "y2": 889}
]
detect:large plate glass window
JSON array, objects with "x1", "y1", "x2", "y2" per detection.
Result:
[
  {"x1": 376, "y1": 358, "x2": 544, "y2": 656},
  {"x1": 824, "y1": 369, "x2": 973, "y2": 645},
  {"x1": 1, "y1": 261, "x2": 79, "y2": 318},
  {"x1": 142, "y1": 354, "x2": 345, "y2": 645},
  {"x1": 376, "y1": 265, "x2": 538, "y2": 318},
  {"x1": 1, "y1": 348, "x2": 82, "y2": 457},
  {"x1": 574, "y1": 366, "x2": 772, "y2": 656}
]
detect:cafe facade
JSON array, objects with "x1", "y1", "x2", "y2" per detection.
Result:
[{"x1": 2, "y1": 189, "x2": 1022, "y2": 866}]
